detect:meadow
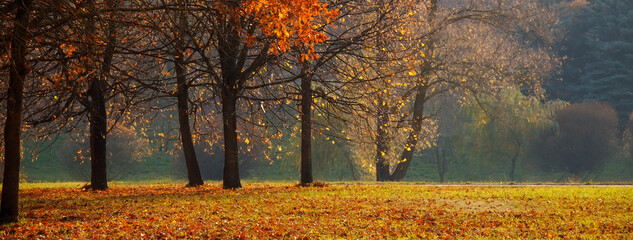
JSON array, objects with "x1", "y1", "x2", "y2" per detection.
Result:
[{"x1": 0, "y1": 182, "x2": 631, "y2": 239}]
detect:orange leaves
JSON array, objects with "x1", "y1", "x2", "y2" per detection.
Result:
[
  {"x1": 237, "y1": 0, "x2": 338, "y2": 59},
  {"x1": 1, "y1": 184, "x2": 632, "y2": 238},
  {"x1": 59, "y1": 43, "x2": 77, "y2": 57},
  {"x1": 299, "y1": 53, "x2": 312, "y2": 62}
]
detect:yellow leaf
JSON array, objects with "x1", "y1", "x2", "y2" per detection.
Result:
[
  {"x1": 158, "y1": 133, "x2": 165, "y2": 138},
  {"x1": 408, "y1": 70, "x2": 417, "y2": 76}
]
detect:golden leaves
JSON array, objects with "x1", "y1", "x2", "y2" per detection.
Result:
[{"x1": 4, "y1": 184, "x2": 632, "y2": 239}]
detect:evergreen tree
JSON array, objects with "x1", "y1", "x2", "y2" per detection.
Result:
[{"x1": 549, "y1": 0, "x2": 633, "y2": 123}]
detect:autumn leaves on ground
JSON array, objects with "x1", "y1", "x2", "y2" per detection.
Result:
[{"x1": 0, "y1": 183, "x2": 631, "y2": 239}]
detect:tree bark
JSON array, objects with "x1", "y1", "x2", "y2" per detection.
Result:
[
  {"x1": 174, "y1": 2, "x2": 203, "y2": 187},
  {"x1": 509, "y1": 139, "x2": 520, "y2": 182},
  {"x1": 373, "y1": 0, "x2": 390, "y2": 182},
  {"x1": 218, "y1": 9, "x2": 243, "y2": 189},
  {"x1": 175, "y1": 56, "x2": 204, "y2": 187},
  {"x1": 389, "y1": 85, "x2": 427, "y2": 181},
  {"x1": 387, "y1": 0, "x2": 436, "y2": 181},
  {"x1": 221, "y1": 86, "x2": 241, "y2": 189},
  {"x1": 88, "y1": 78, "x2": 108, "y2": 190},
  {"x1": 440, "y1": 149, "x2": 447, "y2": 183},
  {"x1": 0, "y1": 0, "x2": 32, "y2": 224},
  {"x1": 86, "y1": 0, "x2": 118, "y2": 190},
  {"x1": 375, "y1": 99, "x2": 390, "y2": 181},
  {"x1": 435, "y1": 146, "x2": 445, "y2": 183},
  {"x1": 300, "y1": 65, "x2": 313, "y2": 184}
]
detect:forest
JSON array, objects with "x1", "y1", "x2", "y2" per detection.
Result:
[{"x1": 1, "y1": 0, "x2": 633, "y2": 230}]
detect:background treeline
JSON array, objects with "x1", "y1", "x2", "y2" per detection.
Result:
[{"x1": 20, "y1": 91, "x2": 633, "y2": 183}]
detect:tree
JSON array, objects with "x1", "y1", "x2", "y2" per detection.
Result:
[
  {"x1": 84, "y1": 0, "x2": 117, "y2": 190},
  {"x1": 289, "y1": 0, "x2": 394, "y2": 184},
  {"x1": 427, "y1": 93, "x2": 464, "y2": 183},
  {"x1": 195, "y1": 0, "x2": 337, "y2": 189},
  {"x1": 0, "y1": 0, "x2": 135, "y2": 221},
  {"x1": 337, "y1": 0, "x2": 430, "y2": 181},
  {"x1": 461, "y1": 88, "x2": 565, "y2": 181},
  {"x1": 26, "y1": 0, "x2": 152, "y2": 190},
  {"x1": 547, "y1": 0, "x2": 633, "y2": 124},
  {"x1": 0, "y1": 0, "x2": 33, "y2": 224},
  {"x1": 19, "y1": 0, "x2": 126, "y2": 191},
  {"x1": 390, "y1": 0, "x2": 561, "y2": 181},
  {"x1": 41, "y1": 0, "x2": 121, "y2": 190},
  {"x1": 131, "y1": 0, "x2": 207, "y2": 187},
  {"x1": 532, "y1": 102, "x2": 618, "y2": 180},
  {"x1": 299, "y1": 59, "x2": 314, "y2": 184},
  {"x1": 172, "y1": 1, "x2": 204, "y2": 187},
  {"x1": 346, "y1": 0, "x2": 561, "y2": 181}
]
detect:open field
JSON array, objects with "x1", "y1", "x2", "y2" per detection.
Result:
[{"x1": 1, "y1": 183, "x2": 632, "y2": 239}]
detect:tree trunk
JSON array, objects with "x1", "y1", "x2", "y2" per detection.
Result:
[
  {"x1": 375, "y1": 99, "x2": 390, "y2": 181},
  {"x1": 175, "y1": 56, "x2": 204, "y2": 187},
  {"x1": 174, "y1": 4, "x2": 203, "y2": 187},
  {"x1": 0, "y1": 0, "x2": 32, "y2": 224},
  {"x1": 88, "y1": 79, "x2": 108, "y2": 190},
  {"x1": 221, "y1": 86, "x2": 241, "y2": 189},
  {"x1": 389, "y1": 85, "x2": 427, "y2": 181},
  {"x1": 217, "y1": 8, "x2": 243, "y2": 189},
  {"x1": 300, "y1": 67, "x2": 313, "y2": 184},
  {"x1": 435, "y1": 146, "x2": 445, "y2": 183},
  {"x1": 388, "y1": 0, "x2": 437, "y2": 181},
  {"x1": 86, "y1": 0, "x2": 118, "y2": 190},
  {"x1": 346, "y1": 154, "x2": 359, "y2": 181},
  {"x1": 509, "y1": 140, "x2": 520, "y2": 182},
  {"x1": 373, "y1": 0, "x2": 390, "y2": 182},
  {"x1": 440, "y1": 149, "x2": 447, "y2": 183},
  {"x1": 509, "y1": 153, "x2": 517, "y2": 182}
]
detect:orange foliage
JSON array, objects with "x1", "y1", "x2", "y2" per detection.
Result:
[
  {"x1": 1, "y1": 184, "x2": 632, "y2": 238},
  {"x1": 222, "y1": 0, "x2": 338, "y2": 58}
]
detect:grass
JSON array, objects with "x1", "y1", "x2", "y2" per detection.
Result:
[
  {"x1": 0, "y1": 182, "x2": 632, "y2": 239},
  {"x1": 14, "y1": 179, "x2": 191, "y2": 189}
]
